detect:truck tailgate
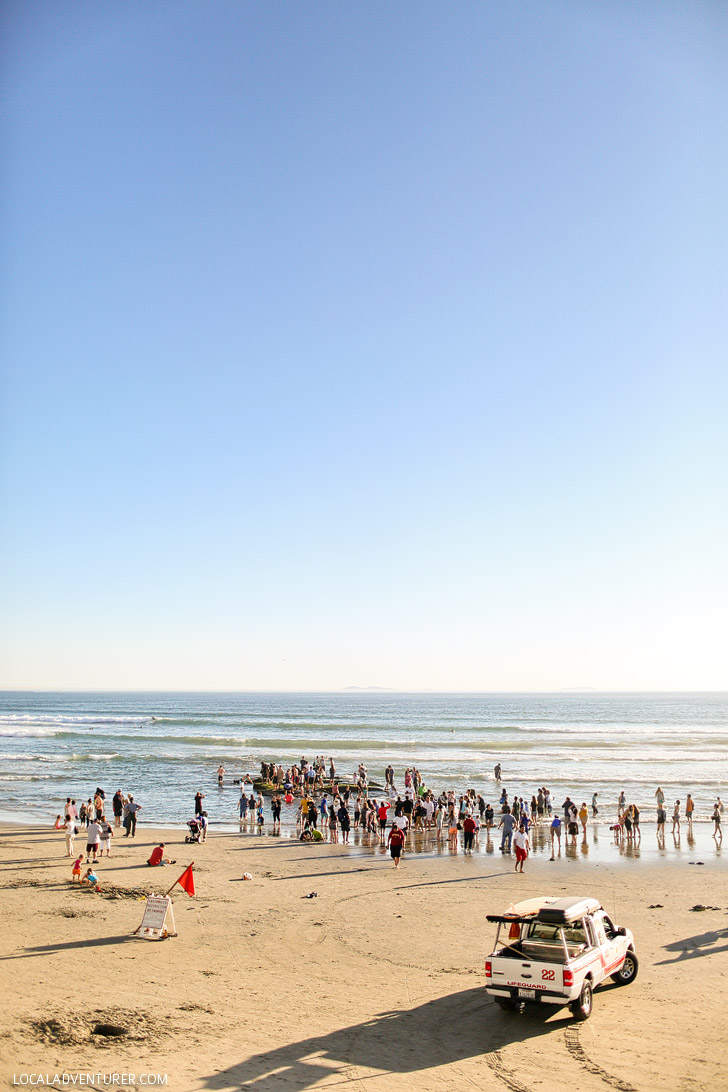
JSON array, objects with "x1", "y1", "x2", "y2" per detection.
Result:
[{"x1": 490, "y1": 957, "x2": 563, "y2": 994}]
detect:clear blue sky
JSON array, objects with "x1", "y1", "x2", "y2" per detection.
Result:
[{"x1": 2, "y1": 1, "x2": 726, "y2": 690}]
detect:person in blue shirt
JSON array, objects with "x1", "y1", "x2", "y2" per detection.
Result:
[
  {"x1": 498, "y1": 807, "x2": 516, "y2": 853},
  {"x1": 550, "y1": 813, "x2": 562, "y2": 860}
]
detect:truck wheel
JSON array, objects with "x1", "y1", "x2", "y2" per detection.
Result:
[
  {"x1": 495, "y1": 998, "x2": 517, "y2": 1012},
  {"x1": 569, "y1": 979, "x2": 593, "y2": 1021},
  {"x1": 611, "y1": 950, "x2": 639, "y2": 985}
]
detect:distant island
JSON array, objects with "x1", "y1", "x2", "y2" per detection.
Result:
[{"x1": 343, "y1": 686, "x2": 399, "y2": 692}]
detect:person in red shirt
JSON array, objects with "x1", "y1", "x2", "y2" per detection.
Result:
[
  {"x1": 377, "y1": 801, "x2": 391, "y2": 845},
  {"x1": 147, "y1": 844, "x2": 176, "y2": 866},
  {"x1": 463, "y1": 813, "x2": 477, "y2": 853},
  {"x1": 387, "y1": 824, "x2": 405, "y2": 867}
]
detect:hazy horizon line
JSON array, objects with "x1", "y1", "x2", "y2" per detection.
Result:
[{"x1": 1, "y1": 687, "x2": 726, "y2": 696}]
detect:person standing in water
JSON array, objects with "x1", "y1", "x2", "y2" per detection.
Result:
[
  {"x1": 549, "y1": 813, "x2": 562, "y2": 860},
  {"x1": 685, "y1": 794, "x2": 695, "y2": 828}
]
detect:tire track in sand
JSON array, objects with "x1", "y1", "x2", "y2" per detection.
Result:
[
  {"x1": 484, "y1": 1050, "x2": 535, "y2": 1092},
  {"x1": 564, "y1": 1024, "x2": 637, "y2": 1091}
]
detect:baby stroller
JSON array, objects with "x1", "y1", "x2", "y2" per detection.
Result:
[{"x1": 185, "y1": 818, "x2": 202, "y2": 844}]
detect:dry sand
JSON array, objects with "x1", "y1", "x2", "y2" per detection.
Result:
[{"x1": 1, "y1": 820, "x2": 726, "y2": 1092}]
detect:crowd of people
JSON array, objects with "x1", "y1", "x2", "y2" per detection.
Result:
[
  {"x1": 56, "y1": 758, "x2": 724, "y2": 873},
  {"x1": 229, "y1": 759, "x2": 724, "y2": 868},
  {"x1": 56, "y1": 788, "x2": 143, "y2": 859}
]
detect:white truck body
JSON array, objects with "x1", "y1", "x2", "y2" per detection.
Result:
[{"x1": 485, "y1": 896, "x2": 637, "y2": 1019}]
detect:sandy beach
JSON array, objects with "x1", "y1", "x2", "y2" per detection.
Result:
[{"x1": 1, "y1": 819, "x2": 726, "y2": 1092}]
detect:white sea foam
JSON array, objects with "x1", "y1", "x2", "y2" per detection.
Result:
[
  {"x1": 70, "y1": 753, "x2": 121, "y2": 762},
  {"x1": 0, "y1": 774, "x2": 53, "y2": 781}
]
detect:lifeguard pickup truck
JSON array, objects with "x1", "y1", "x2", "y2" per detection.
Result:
[{"x1": 485, "y1": 896, "x2": 638, "y2": 1020}]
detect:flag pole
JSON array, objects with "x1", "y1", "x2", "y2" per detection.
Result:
[{"x1": 164, "y1": 861, "x2": 194, "y2": 898}]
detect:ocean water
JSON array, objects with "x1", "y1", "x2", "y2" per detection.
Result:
[{"x1": 0, "y1": 691, "x2": 725, "y2": 827}]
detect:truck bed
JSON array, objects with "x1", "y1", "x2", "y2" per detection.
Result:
[{"x1": 497, "y1": 940, "x2": 586, "y2": 964}]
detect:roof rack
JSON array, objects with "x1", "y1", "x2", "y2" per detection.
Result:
[
  {"x1": 486, "y1": 897, "x2": 602, "y2": 927},
  {"x1": 536, "y1": 897, "x2": 601, "y2": 924}
]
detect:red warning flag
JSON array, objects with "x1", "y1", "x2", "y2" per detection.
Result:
[{"x1": 176, "y1": 865, "x2": 195, "y2": 897}]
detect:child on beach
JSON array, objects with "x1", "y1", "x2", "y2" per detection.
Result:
[
  {"x1": 81, "y1": 867, "x2": 101, "y2": 891},
  {"x1": 71, "y1": 856, "x2": 83, "y2": 882}
]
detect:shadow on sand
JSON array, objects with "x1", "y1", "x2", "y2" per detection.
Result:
[
  {"x1": 1, "y1": 935, "x2": 135, "y2": 961},
  {"x1": 198, "y1": 986, "x2": 567, "y2": 1090},
  {"x1": 656, "y1": 927, "x2": 728, "y2": 964}
]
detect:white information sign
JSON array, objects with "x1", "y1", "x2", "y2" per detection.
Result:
[{"x1": 134, "y1": 895, "x2": 177, "y2": 940}]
